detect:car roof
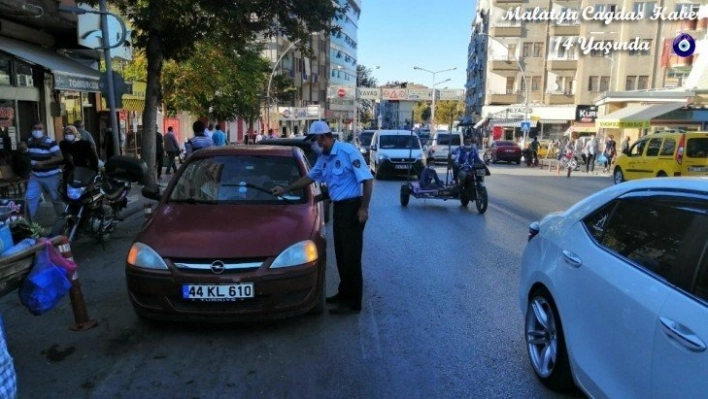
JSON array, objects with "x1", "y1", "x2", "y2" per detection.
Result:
[
  {"x1": 376, "y1": 130, "x2": 418, "y2": 136},
  {"x1": 189, "y1": 144, "x2": 298, "y2": 159}
]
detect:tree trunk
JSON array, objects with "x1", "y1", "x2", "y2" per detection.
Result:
[{"x1": 141, "y1": 30, "x2": 164, "y2": 190}]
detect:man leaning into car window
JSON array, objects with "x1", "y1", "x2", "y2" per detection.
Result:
[{"x1": 271, "y1": 121, "x2": 373, "y2": 316}]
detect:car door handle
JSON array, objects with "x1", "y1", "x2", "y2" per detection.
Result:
[
  {"x1": 660, "y1": 317, "x2": 707, "y2": 352},
  {"x1": 562, "y1": 250, "x2": 582, "y2": 267}
]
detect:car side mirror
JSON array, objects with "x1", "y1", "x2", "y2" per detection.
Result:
[{"x1": 142, "y1": 186, "x2": 162, "y2": 201}]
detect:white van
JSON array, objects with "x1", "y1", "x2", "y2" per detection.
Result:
[
  {"x1": 428, "y1": 130, "x2": 464, "y2": 163},
  {"x1": 369, "y1": 130, "x2": 425, "y2": 179}
]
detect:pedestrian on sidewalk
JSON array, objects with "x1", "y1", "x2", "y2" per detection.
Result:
[
  {"x1": 25, "y1": 121, "x2": 64, "y2": 235},
  {"x1": 584, "y1": 134, "x2": 598, "y2": 173},
  {"x1": 185, "y1": 121, "x2": 214, "y2": 156},
  {"x1": 163, "y1": 126, "x2": 180, "y2": 174},
  {"x1": 59, "y1": 125, "x2": 98, "y2": 174},
  {"x1": 212, "y1": 124, "x2": 226, "y2": 147},
  {"x1": 271, "y1": 121, "x2": 373, "y2": 315}
]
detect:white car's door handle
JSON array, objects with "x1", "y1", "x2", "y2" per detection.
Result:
[
  {"x1": 562, "y1": 250, "x2": 582, "y2": 267},
  {"x1": 660, "y1": 317, "x2": 707, "y2": 352}
]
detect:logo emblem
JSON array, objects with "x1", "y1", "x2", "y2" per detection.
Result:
[
  {"x1": 353, "y1": 159, "x2": 361, "y2": 168},
  {"x1": 335, "y1": 160, "x2": 341, "y2": 169},
  {"x1": 210, "y1": 260, "x2": 225, "y2": 274},
  {"x1": 673, "y1": 33, "x2": 696, "y2": 58}
]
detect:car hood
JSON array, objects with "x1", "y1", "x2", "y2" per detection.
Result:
[
  {"x1": 139, "y1": 203, "x2": 316, "y2": 259},
  {"x1": 380, "y1": 148, "x2": 422, "y2": 157}
]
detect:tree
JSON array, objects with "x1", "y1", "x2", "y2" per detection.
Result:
[
  {"x1": 433, "y1": 100, "x2": 465, "y2": 126},
  {"x1": 97, "y1": 0, "x2": 342, "y2": 189},
  {"x1": 115, "y1": 50, "x2": 148, "y2": 82},
  {"x1": 356, "y1": 65, "x2": 379, "y2": 127},
  {"x1": 413, "y1": 101, "x2": 431, "y2": 124}
]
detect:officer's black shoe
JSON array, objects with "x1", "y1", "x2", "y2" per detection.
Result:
[
  {"x1": 325, "y1": 294, "x2": 342, "y2": 304},
  {"x1": 328, "y1": 304, "x2": 361, "y2": 315}
]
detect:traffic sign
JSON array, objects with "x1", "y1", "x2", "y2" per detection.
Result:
[
  {"x1": 337, "y1": 88, "x2": 346, "y2": 98},
  {"x1": 520, "y1": 121, "x2": 531, "y2": 132}
]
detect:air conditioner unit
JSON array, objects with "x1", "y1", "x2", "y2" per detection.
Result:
[{"x1": 18, "y1": 75, "x2": 33, "y2": 87}]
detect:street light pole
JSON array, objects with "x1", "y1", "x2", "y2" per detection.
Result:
[
  {"x1": 266, "y1": 37, "x2": 306, "y2": 132},
  {"x1": 477, "y1": 33, "x2": 530, "y2": 146},
  {"x1": 413, "y1": 66, "x2": 457, "y2": 133}
]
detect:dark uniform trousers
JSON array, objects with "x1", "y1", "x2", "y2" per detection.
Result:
[{"x1": 332, "y1": 196, "x2": 365, "y2": 309}]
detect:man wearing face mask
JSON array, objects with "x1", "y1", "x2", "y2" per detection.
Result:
[
  {"x1": 454, "y1": 136, "x2": 485, "y2": 186},
  {"x1": 25, "y1": 122, "x2": 64, "y2": 234},
  {"x1": 271, "y1": 121, "x2": 373, "y2": 315}
]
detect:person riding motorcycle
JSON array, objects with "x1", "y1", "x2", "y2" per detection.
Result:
[
  {"x1": 60, "y1": 125, "x2": 99, "y2": 175},
  {"x1": 454, "y1": 136, "x2": 485, "y2": 186}
]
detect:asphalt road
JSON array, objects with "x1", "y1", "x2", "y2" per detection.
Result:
[{"x1": 2, "y1": 163, "x2": 613, "y2": 398}]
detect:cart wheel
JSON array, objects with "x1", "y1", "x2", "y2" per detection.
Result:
[
  {"x1": 400, "y1": 185, "x2": 410, "y2": 207},
  {"x1": 475, "y1": 187, "x2": 488, "y2": 214}
]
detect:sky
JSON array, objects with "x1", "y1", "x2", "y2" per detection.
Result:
[{"x1": 356, "y1": 0, "x2": 476, "y2": 90}]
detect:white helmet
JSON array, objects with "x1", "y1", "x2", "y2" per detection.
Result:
[{"x1": 309, "y1": 121, "x2": 330, "y2": 135}]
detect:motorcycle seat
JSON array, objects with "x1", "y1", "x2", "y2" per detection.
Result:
[{"x1": 102, "y1": 179, "x2": 127, "y2": 201}]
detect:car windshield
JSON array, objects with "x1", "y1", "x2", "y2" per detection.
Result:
[
  {"x1": 436, "y1": 134, "x2": 460, "y2": 146},
  {"x1": 168, "y1": 155, "x2": 306, "y2": 204},
  {"x1": 686, "y1": 138, "x2": 707, "y2": 158},
  {"x1": 379, "y1": 135, "x2": 421, "y2": 149},
  {"x1": 359, "y1": 132, "x2": 374, "y2": 146},
  {"x1": 496, "y1": 141, "x2": 516, "y2": 146}
]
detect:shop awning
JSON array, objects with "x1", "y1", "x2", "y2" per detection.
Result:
[
  {"x1": 473, "y1": 118, "x2": 489, "y2": 129},
  {"x1": 596, "y1": 103, "x2": 686, "y2": 129},
  {"x1": 489, "y1": 119, "x2": 538, "y2": 128},
  {"x1": 540, "y1": 119, "x2": 570, "y2": 124},
  {"x1": 0, "y1": 37, "x2": 100, "y2": 92}
]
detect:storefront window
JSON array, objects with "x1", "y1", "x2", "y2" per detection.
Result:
[
  {"x1": 59, "y1": 91, "x2": 91, "y2": 126},
  {"x1": 14, "y1": 61, "x2": 33, "y2": 87},
  {"x1": 0, "y1": 100, "x2": 17, "y2": 162},
  {"x1": 0, "y1": 54, "x2": 10, "y2": 86}
]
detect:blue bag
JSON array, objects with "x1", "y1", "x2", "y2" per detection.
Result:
[
  {"x1": 18, "y1": 246, "x2": 71, "y2": 316},
  {"x1": 597, "y1": 153, "x2": 608, "y2": 164}
]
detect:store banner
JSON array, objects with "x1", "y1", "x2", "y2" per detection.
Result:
[
  {"x1": 278, "y1": 106, "x2": 322, "y2": 120},
  {"x1": 575, "y1": 105, "x2": 598, "y2": 122},
  {"x1": 406, "y1": 89, "x2": 432, "y2": 100},
  {"x1": 54, "y1": 72, "x2": 100, "y2": 92},
  {"x1": 438, "y1": 89, "x2": 465, "y2": 101},
  {"x1": 357, "y1": 88, "x2": 380, "y2": 100}
]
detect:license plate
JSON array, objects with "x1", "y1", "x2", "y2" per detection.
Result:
[
  {"x1": 395, "y1": 165, "x2": 410, "y2": 169},
  {"x1": 182, "y1": 284, "x2": 254, "y2": 301},
  {"x1": 476, "y1": 169, "x2": 486, "y2": 177},
  {"x1": 688, "y1": 166, "x2": 708, "y2": 172}
]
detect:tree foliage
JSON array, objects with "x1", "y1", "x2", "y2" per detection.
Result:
[
  {"x1": 433, "y1": 100, "x2": 465, "y2": 126},
  {"x1": 91, "y1": 0, "x2": 342, "y2": 188},
  {"x1": 413, "y1": 102, "x2": 431, "y2": 124},
  {"x1": 357, "y1": 65, "x2": 379, "y2": 127}
]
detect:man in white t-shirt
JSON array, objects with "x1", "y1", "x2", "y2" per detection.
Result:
[{"x1": 204, "y1": 123, "x2": 214, "y2": 140}]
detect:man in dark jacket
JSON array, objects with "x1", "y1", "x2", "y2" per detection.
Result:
[{"x1": 156, "y1": 125, "x2": 165, "y2": 179}]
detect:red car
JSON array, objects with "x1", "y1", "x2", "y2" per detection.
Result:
[
  {"x1": 126, "y1": 145, "x2": 327, "y2": 322},
  {"x1": 484, "y1": 141, "x2": 522, "y2": 164}
]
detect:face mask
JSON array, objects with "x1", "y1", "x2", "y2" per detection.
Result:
[
  {"x1": 32, "y1": 130, "x2": 43, "y2": 139},
  {"x1": 464, "y1": 144, "x2": 472, "y2": 150},
  {"x1": 311, "y1": 140, "x2": 323, "y2": 155},
  {"x1": 65, "y1": 134, "x2": 75, "y2": 142}
]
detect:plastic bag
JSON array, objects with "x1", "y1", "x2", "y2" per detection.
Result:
[
  {"x1": 597, "y1": 153, "x2": 608, "y2": 164},
  {"x1": 39, "y1": 239, "x2": 77, "y2": 276},
  {"x1": 18, "y1": 246, "x2": 71, "y2": 316}
]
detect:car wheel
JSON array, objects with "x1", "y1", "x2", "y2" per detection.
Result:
[
  {"x1": 515, "y1": 159, "x2": 521, "y2": 165},
  {"x1": 613, "y1": 167, "x2": 625, "y2": 184},
  {"x1": 525, "y1": 288, "x2": 575, "y2": 391},
  {"x1": 657, "y1": 171, "x2": 668, "y2": 177},
  {"x1": 400, "y1": 185, "x2": 410, "y2": 207}
]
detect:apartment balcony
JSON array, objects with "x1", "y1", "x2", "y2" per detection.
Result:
[
  {"x1": 490, "y1": 57, "x2": 521, "y2": 72},
  {"x1": 546, "y1": 91, "x2": 575, "y2": 105},
  {"x1": 550, "y1": 23, "x2": 580, "y2": 36},
  {"x1": 491, "y1": 24, "x2": 523, "y2": 37},
  {"x1": 548, "y1": 58, "x2": 578, "y2": 71},
  {"x1": 494, "y1": 0, "x2": 523, "y2": 3},
  {"x1": 488, "y1": 91, "x2": 522, "y2": 104}
]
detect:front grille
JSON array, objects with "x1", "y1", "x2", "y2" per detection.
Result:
[
  {"x1": 170, "y1": 258, "x2": 266, "y2": 275},
  {"x1": 391, "y1": 158, "x2": 415, "y2": 163}
]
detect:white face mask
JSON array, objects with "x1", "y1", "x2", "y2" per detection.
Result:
[
  {"x1": 311, "y1": 140, "x2": 323, "y2": 155},
  {"x1": 32, "y1": 130, "x2": 43, "y2": 138},
  {"x1": 464, "y1": 144, "x2": 473, "y2": 150},
  {"x1": 64, "y1": 134, "x2": 75, "y2": 142}
]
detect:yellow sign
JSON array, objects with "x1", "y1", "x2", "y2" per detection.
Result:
[
  {"x1": 573, "y1": 125, "x2": 597, "y2": 133},
  {"x1": 530, "y1": 115, "x2": 540, "y2": 122},
  {"x1": 598, "y1": 120, "x2": 650, "y2": 129}
]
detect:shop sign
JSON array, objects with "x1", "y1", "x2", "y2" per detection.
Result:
[
  {"x1": 407, "y1": 89, "x2": 432, "y2": 100},
  {"x1": 54, "y1": 72, "x2": 100, "y2": 92},
  {"x1": 278, "y1": 106, "x2": 321, "y2": 121},
  {"x1": 598, "y1": 120, "x2": 650, "y2": 129},
  {"x1": 576, "y1": 105, "x2": 598, "y2": 122}
]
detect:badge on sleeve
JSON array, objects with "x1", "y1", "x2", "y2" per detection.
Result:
[
  {"x1": 353, "y1": 159, "x2": 361, "y2": 168},
  {"x1": 335, "y1": 160, "x2": 341, "y2": 169}
]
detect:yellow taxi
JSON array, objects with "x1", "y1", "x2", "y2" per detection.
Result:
[
  {"x1": 536, "y1": 140, "x2": 559, "y2": 159},
  {"x1": 613, "y1": 131, "x2": 708, "y2": 184}
]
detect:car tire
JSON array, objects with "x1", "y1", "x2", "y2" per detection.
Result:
[
  {"x1": 515, "y1": 159, "x2": 521, "y2": 165},
  {"x1": 613, "y1": 167, "x2": 625, "y2": 184},
  {"x1": 400, "y1": 185, "x2": 410, "y2": 207},
  {"x1": 657, "y1": 171, "x2": 668, "y2": 177},
  {"x1": 525, "y1": 288, "x2": 575, "y2": 392}
]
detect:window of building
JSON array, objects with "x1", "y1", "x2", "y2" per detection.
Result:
[
  {"x1": 533, "y1": 42, "x2": 544, "y2": 57},
  {"x1": 507, "y1": 44, "x2": 517, "y2": 60},
  {"x1": 626, "y1": 76, "x2": 636, "y2": 90},
  {"x1": 506, "y1": 77, "x2": 516, "y2": 94},
  {"x1": 637, "y1": 75, "x2": 649, "y2": 90},
  {"x1": 607, "y1": 4, "x2": 617, "y2": 12},
  {"x1": 522, "y1": 42, "x2": 531, "y2": 58},
  {"x1": 0, "y1": 54, "x2": 10, "y2": 86},
  {"x1": 532, "y1": 76, "x2": 541, "y2": 91},
  {"x1": 588, "y1": 76, "x2": 599, "y2": 91},
  {"x1": 594, "y1": 4, "x2": 604, "y2": 13},
  {"x1": 633, "y1": 2, "x2": 644, "y2": 13},
  {"x1": 640, "y1": 41, "x2": 651, "y2": 56},
  {"x1": 600, "y1": 76, "x2": 610, "y2": 91},
  {"x1": 645, "y1": 1, "x2": 656, "y2": 13}
]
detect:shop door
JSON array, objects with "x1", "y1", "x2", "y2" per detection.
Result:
[{"x1": 17, "y1": 101, "x2": 39, "y2": 142}]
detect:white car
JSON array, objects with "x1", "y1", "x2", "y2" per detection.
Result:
[{"x1": 519, "y1": 177, "x2": 708, "y2": 397}]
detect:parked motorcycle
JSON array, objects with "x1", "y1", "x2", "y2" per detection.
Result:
[
  {"x1": 458, "y1": 162, "x2": 489, "y2": 214},
  {"x1": 59, "y1": 156, "x2": 147, "y2": 243}
]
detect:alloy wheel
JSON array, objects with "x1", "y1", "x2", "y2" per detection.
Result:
[{"x1": 526, "y1": 296, "x2": 558, "y2": 378}]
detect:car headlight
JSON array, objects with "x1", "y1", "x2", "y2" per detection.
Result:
[
  {"x1": 360, "y1": 148, "x2": 367, "y2": 153},
  {"x1": 270, "y1": 240, "x2": 318, "y2": 268},
  {"x1": 67, "y1": 186, "x2": 85, "y2": 200},
  {"x1": 379, "y1": 153, "x2": 389, "y2": 160},
  {"x1": 127, "y1": 242, "x2": 169, "y2": 270}
]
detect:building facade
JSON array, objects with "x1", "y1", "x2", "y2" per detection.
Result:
[
  {"x1": 326, "y1": 0, "x2": 361, "y2": 131},
  {"x1": 466, "y1": 0, "x2": 705, "y2": 141}
]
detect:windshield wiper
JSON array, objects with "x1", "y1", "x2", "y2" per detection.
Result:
[
  {"x1": 222, "y1": 183, "x2": 296, "y2": 204},
  {"x1": 169, "y1": 198, "x2": 218, "y2": 204}
]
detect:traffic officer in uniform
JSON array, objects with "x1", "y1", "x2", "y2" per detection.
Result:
[{"x1": 272, "y1": 121, "x2": 373, "y2": 315}]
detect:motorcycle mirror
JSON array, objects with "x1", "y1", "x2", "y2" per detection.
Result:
[{"x1": 141, "y1": 187, "x2": 161, "y2": 201}]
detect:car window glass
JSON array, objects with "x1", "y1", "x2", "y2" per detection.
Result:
[
  {"x1": 691, "y1": 243, "x2": 708, "y2": 301},
  {"x1": 601, "y1": 198, "x2": 706, "y2": 290},
  {"x1": 645, "y1": 138, "x2": 663, "y2": 157},
  {"x1": 686, "y1": 137, "x2": 708, "y2": 158},
  {"x1": 359, "y1": 133, "x2": 374, "y2": 146},
  {"x1": 379, "y1": 135, "x2": 421, "y2": 149},
  {"x1": 436, "y1": 134, "x2": 461, "y2": 146},
  {"x1": 582, "y1": 201, "x2": 617, "y2": 241},
  {"x1": 659, "y1": 138, "x2": 676, "y2": 156},
  {"x1": 629, "y1": 140, "x2": 646, "y2": 156},
  {"x1": 169, "y1": 155, "x2": 305, "y2": 203}
]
